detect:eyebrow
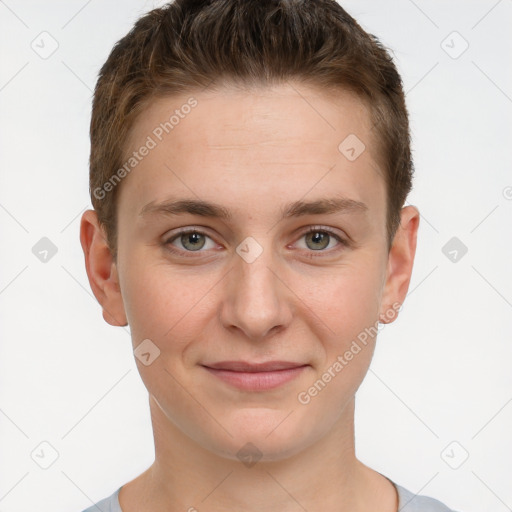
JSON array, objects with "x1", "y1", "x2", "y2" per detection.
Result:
[{"x1": 139, "y1": 196, "x2": 368, "y2": 220}]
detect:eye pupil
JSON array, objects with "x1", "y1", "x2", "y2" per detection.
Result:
[
  {"x1": 182, "y1": 232, "x2": 205, "y2": 251},
  {"x1": 306, "y1": 231, "x2": 329, "y2": 250},
  {"x1": 169, "y1": 228, "x2": 341, "y2": 256}
]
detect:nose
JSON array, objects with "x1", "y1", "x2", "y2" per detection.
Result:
[{"x1": 220, "y1": 241, "x2": 293, "y2": 342}]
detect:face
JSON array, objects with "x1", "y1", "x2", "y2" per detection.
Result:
[{"x1": 82, "y1": 82, "x2": 417, "y2": 463}]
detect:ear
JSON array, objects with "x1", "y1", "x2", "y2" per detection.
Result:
[
  {"x1": 79, "y1": 209, "x2": 128, "y2": 327},
  {"x1": 379, "y1": 205, "x2": 420, "y2": 324}
]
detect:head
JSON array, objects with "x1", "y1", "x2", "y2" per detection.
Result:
[
  {"x1": 89, "y1": 0, "x2": 414, "y2": 260},
  {"x1": 81, "y1": 0, "x2": 419, "y2": 462}
]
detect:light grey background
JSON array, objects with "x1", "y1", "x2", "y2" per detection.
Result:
[{"x1": 0, "y1": 1, "x2": 511, "y2": 511}]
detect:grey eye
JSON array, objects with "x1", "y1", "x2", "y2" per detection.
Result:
[
  {"x1": 179, "y1": 232, "x2": 207, "y2": 251},
  {"x1": 304, "y1": 231, "x2": 331, "y2": 250}
]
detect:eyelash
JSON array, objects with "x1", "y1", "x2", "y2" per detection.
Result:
[{"x1": 163, "y1": 225, "x2": 348, "y2": 258}]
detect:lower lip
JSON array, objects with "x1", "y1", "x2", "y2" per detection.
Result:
[{"x1": 202, "y1": 365, "x2": 308, "y2": 391}]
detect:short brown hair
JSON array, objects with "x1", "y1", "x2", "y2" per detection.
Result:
[{"x1": 89, "y1": 0, "x2": 413, "y2": 260}]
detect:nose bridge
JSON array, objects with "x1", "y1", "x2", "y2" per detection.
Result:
[{"x1": 222, "y1": 236, "x2": 291, "y2": 340}]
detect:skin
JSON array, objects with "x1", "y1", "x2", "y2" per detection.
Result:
[{"x1": 80, "y1": 82, "x2": 419, "y2": 512}]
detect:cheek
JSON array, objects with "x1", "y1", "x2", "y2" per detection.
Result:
[
  {"x1": 120, "y1": 262, "x2": 212, "y2": 395},
  {"x1": 295, "y1": 268, "x2": 382, "y2": 415},
  {"x1": 306, "y1": 260, "x2": 383, "y2": 338},
  {"x1": 120, "y1": 257, "x2": 217, "y2": 347}
]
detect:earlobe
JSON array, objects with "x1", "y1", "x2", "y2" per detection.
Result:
[
  {"x1": 79, "y1": 209, "x2": 128, "y2": 327},
  {"x1": 379, "y1": 205, "x2": 420, "y2": 324}
]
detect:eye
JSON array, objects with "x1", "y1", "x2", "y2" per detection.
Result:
[
  {"x1": 163, "y1": 225, "x2": 348, "y2": 258},
  {"x1": 295, "y1": 226, "x2": 347, "y2": 254},
  {"x1": 164, "y1": 228, "x2": 217, "y2": 254}
]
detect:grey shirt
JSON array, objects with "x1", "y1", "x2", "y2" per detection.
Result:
[{"x1": 81, "y1": 478, "x2": 460, "y2": 511}]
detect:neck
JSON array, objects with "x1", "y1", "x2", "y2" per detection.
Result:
[{"x1": 119, "y1": 396, "x2": 397, "y2": 512}]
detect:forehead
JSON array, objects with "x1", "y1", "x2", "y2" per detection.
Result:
[
  {"x1": 126, "y1": 82, "x2": 377, "y2": 158},
  {"x1": 118, "y1": 82, "x2": 384, "y2": 221}
]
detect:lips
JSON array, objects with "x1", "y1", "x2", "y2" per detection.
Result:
[
  {"x1": 203, "y1": 360, "x2": 306, "y2": 372},
  {"x1": 201, "y1": 360, "x2": 309, "y2": 391}
]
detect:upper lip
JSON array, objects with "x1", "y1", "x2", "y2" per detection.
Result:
[{"x1": 202, "y1": 361, "x2": 307, "y2": 372}]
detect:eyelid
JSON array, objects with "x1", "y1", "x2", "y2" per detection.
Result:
[
  {"x1": 163, "y1": 225, "x2": 349, "y2": 256},
  {"x1": 163, "y1": 225, "x2": 214, "y2": 241},
  {"x1": 163, "y1": 226, "x2": 218, "y2": 256},
  {"x1": 295, "y1": 225, "x2": 349, "y2": 251}
]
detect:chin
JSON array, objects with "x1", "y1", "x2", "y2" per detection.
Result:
[
  {"x1": 211, "y1": 434, "x2": 309, "y2": 465},
  {"x1": 208, "y1": 408, "x2": 319, "y2": 463}
]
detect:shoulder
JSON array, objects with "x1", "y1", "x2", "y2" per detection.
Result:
[
  {"x1": 81, "y1": 481, "x2": 462, "y2": 512},
  {"x1": 80, "y1": 487, "x2": 122, "y2": 512},
  {"x1": 394, "y1": 482, "x2": 461, "y2": 512}
]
